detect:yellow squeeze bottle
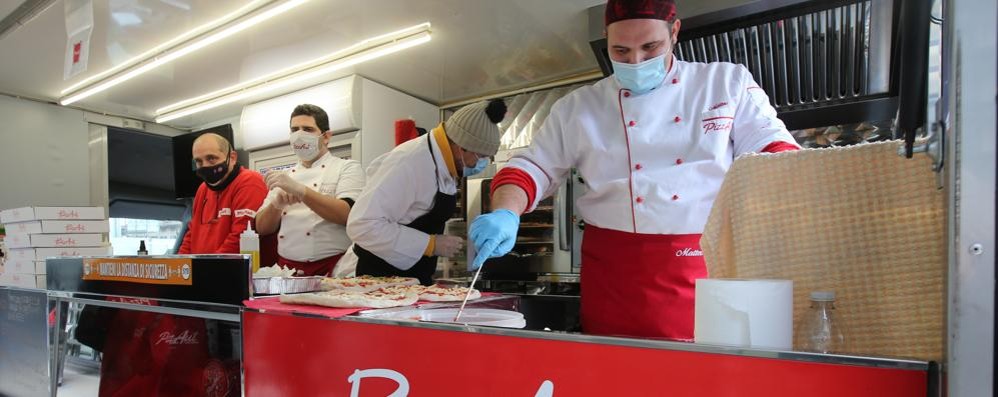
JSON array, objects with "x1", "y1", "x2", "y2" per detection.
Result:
[{"x1": 240, "y1": 221, "x2": 261, "y2": 274}]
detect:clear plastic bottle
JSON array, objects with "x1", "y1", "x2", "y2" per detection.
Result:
[
  {"x1": 799, "y1": 291, "x2": 845, "y2": 354},
  {"x1": 240, "y1": 221, "x2": 260, "y2": 274}
]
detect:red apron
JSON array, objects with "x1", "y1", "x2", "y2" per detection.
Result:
[
  {"x1": 580, "y1": 225, "x2": 708, "y2": 340},
  {"x1": 278, "y1": 253, "x2": 344, "y2": 277}
]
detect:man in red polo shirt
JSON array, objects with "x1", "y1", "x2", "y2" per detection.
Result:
[
  {"x1": 99, "y1": 133, "x2": 263, "y2": 397},
  {"x1": 179, "y1": 133, "x2": 268, "y2": 254}
]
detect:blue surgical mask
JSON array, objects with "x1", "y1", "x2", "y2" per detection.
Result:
[
  {"x1": 463, "y1": 157, "x2": 489, "y2": 177},
  {"x1": 611, "y1": 53, "x2": 667, "y2": 95}
]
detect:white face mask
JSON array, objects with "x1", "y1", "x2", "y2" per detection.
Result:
[{"x1": 290, "y1": 131, "x2": 321, "y2": 161}]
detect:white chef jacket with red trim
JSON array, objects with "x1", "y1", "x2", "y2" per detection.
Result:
[{"x1": 504, "y1": 60, "x2": 798, "y2": 233}]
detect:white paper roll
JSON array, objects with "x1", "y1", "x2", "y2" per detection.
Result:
[{"x1": 694, "y1": 279, "x2": 793, "y2": 350}]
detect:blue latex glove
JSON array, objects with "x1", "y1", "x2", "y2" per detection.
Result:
[{"x1": 468, "y1": 209, "x2": 520, "y2": 270}]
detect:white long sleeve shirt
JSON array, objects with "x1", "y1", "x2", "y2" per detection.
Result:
[
  {"x1": 346, "y1": 127, "x2": 458, "y2": 270},
  {"x1": 505, "y1": 60, "x2": 798, "y2": 235}
]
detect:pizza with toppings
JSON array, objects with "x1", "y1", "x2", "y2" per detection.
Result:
[
  {"x1": 377, "y1": 284, "x2": 426, "y2": 296},
  {"x1": 319, "y1": 275, "x2": 420, "y2": 293},
  {"x1": 418, "y1": 285, "x2": 481, "y2": 302},
  {"x1": 279, "y1": 287, "x2": 419, "y2": 309},
  {"x1": 280, "y1": 282, "x2": 482, "y2": 308}
]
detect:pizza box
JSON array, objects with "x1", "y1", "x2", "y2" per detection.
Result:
[
  {"x1": 7, "y1": 245, "x2": 113, "y2": 261},
  {"x1": 3, "y1": 220, "x2": 109, "y2": 234},
  {"x1": 4, "y1": 233, "x2": 104, "y2": 249},
  {"x1": 3, "y1": 260, "x2": 46, "y2": 275},
  {"x1": 0, "y1": 206, "x2": 105, "y2": 224},
  {"x1": 0, "y1": 272, "x2": 46, "y2": 289}
]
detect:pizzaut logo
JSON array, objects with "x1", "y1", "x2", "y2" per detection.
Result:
[{"x1": 155, "y1": 330, "x2": 200, "y2": 346}]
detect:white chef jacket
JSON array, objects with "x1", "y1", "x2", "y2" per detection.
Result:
[
  {"x1": 346, "y1": 127, "x2": 458, "y2": 270},
  {"x1": 260, "y1": 151, "x2": 365, "y2": 262},
  {"x1": 506, "y1": 60, "x2": 797, "y2": 235}
]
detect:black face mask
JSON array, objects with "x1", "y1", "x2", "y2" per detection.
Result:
[{"x1": 195, "y1": 157, "x2": 230, "y2": 185}]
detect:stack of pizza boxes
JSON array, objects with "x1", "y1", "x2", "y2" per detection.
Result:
[{"x1": 0, "y1": 206, "x2": 112, "y2": 289}]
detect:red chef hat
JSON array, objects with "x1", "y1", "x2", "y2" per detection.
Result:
[{"x1": 605, "y1": 0, "x2": 678, "y2": 26}]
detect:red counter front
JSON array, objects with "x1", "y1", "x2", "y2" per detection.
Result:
[{"x1": 242, "y1": 310, "x2": 928, "y2": 397}]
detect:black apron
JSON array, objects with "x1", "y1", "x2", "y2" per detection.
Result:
[{"x1": 354, "y1": 137, "x2": 457, "y2": 286}]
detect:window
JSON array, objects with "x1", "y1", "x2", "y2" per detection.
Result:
[{"x1": 109, "y1": 218, "x2": 184, "y2": 255}]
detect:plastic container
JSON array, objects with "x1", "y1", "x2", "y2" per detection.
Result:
[
  {"x1": 379, "y1": 308, "x2": 526, "y2": 328},
  {"x1": 798, "y1": 291, "x2": 845, "y2": 354},
  {"x1": 240, "y1": 221, "x2": 260, "y2": 274}
]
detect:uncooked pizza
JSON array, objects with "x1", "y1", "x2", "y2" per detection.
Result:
[
  {"x1": 318, "y1": 275, "x2": 420, "y2": 293},
  {"x1": 279, "y1": 287, "x2": 419, "y2": 309},
  {"x1": 417, "y1": 285, "x2": 482, "y2": 302}
]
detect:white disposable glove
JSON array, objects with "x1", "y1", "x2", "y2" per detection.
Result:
[
  {"x1": 270, "y1": 188, "x2": 301, "y2": 210},
  {"x1": 266, "y1": 171, "x2": 307, "y2": 199},
  {"x1": 432, "y1": 235, "x2": 465, "y2": 258}
]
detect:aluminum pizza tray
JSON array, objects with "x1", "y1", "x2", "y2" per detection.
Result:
[{"x1": 252, "y1": 276, "x2": 323, "y2": 295}]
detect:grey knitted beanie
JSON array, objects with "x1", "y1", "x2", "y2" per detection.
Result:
[{"x1": 445, "y1": 99, "x2": 507, "y2": 156}]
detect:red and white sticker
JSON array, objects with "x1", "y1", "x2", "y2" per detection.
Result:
[{"x1": 235, "y1": 209, "x2": 257, "y2": 218}]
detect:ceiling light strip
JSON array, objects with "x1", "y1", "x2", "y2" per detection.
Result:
[
  {"x1": 153, "y1": 26, "x2": 431, "y2": 123},
  {"x1": 155, "y1": 22, "x2": 432, "y2": 114},
  {"x1": 59, "y1": 0, "x2": 308, "y2": 106}
]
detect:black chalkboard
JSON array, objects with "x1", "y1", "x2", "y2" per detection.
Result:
[{"x1": 0, "y1": 288, "x2": 50, "y2": 397}]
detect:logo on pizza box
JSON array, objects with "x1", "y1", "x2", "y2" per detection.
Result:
[{"x1": 57, "y1": 210, "x2": 80, "y2": 219}]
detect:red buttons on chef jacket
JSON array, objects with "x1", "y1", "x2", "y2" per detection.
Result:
[
  {"x1": 623, "y1": 91, "x2": 631, "y2": 98},
  {"x1": 636, "y1": 196, "x2": 644, "y2": 203},
  {"x1": 321, "y1": 164, "x2": 326, "y2": 168},
  {"x1": 282, "y1": 211, "x2": 287, "y2": 216},
  {"x1": 672, "y1": 78, "x2": 679, "y2": 84},
  {"x1": 313, "y1": 183, "x2": 318, "y2": 187},
  {"x1": 628, "y1": 120, "x2": 636, "y2": 127},
  {"x1": 672, "y1": 195, "x2": 680, "y2": 201},
  {"x1": 279, "y1": 235, "x2": 285, "y2": 239},
  {"x1": 306, "y1": 232, "x2": 311, "y2": 236},
  {"x1": 634, "y1": 163, "x2": 643, "y2": 170},
  {"x1": 674, "y1": 116, "x2": 682, "y2": 123},
  {"x1": 676, "y1": 158, "x2": 683, "y2": 165},
  {"x1": 291, "y1": 169, "x2": 295, "y2": 173}
]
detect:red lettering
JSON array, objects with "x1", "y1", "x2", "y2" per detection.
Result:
[
  {"x1": 703, "y1": 121, "x2": 733, "y2": 134},
  {"x1": 709, "y1": 102, "x2": 729, "y2": 111},
  {"x1": 57, "y1": 210, "x2": 80, "y2": 219}
]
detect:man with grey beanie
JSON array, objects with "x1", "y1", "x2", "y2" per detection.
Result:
[{"x1": 346, "y1": 99, "x2": 506, "y2": 285}]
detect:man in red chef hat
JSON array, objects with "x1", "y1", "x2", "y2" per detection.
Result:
[{"x1": 471, "y1": 0, "x2": 800, "y2": 340}]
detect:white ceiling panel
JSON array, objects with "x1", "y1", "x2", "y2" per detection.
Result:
[{"x1": 0, "y1": 0, "x2": 612, "y2": 129}]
